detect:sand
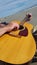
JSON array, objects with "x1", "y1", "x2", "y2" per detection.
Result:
[{"x1": 0, "y1": 6, "x2": 37, "y2": 26}]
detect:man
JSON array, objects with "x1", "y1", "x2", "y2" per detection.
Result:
[{"x1": 0, "y1": 13, "x2": 32, "y2": 37}]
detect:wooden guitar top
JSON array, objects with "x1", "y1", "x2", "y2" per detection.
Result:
[{"x1": 0, "y1": 21, "x2": 36, "y2": 64}]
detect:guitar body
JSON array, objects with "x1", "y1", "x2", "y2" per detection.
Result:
[{"x1": 0, "y1": 21, "x2": 36, "y2": 64}]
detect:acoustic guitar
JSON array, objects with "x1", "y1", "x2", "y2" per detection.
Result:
[{"x1": 0, "y1": 20, "x2": 36, "y2": 64}]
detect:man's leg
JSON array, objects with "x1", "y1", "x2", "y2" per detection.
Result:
[
  {"x1": 0, "y1": 23, "x2": 5, "y2": 27},
  {"x1": 0, "y1": 22, "x2": 8, "y2": 27}
]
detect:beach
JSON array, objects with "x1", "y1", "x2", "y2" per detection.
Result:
[{"x1": 0, "y1": 6, "x2": 37, "y2": 26}]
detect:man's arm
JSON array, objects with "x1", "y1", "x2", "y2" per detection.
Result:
[
  {"x1": 0, "y1": 26, "x2": 8, "y2": 37},
  {"x1": 0, "y1": 22, "x2": 19, "y2": 37}
]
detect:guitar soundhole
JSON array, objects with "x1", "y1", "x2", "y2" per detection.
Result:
[
  {"x1": 19, "y1": 25, "x2": 24, "y2": 30},
  {"x1": 19, "y1": 27, "x2": 28, "y2": 36}
]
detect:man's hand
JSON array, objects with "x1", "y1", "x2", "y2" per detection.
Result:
[{"x1": 6, "y1": 22, "x2": 19, "y2": 32}]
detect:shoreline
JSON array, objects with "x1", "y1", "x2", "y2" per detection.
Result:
[{"x1": 0, "y1": 6, "x2": 37, "y2": 25}]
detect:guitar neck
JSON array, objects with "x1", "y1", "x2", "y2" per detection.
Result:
[{"x1": 20, "y1": 17, "x2": 27, "y2": 26}]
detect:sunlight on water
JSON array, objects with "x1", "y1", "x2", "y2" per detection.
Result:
[{"x1": 0, "y1": 0, "x2": 37, "y2": 18}]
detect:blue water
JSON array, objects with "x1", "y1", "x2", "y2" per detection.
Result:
[{"x1": 0, "y1": 0, "x2": 37, "y2": 18}]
